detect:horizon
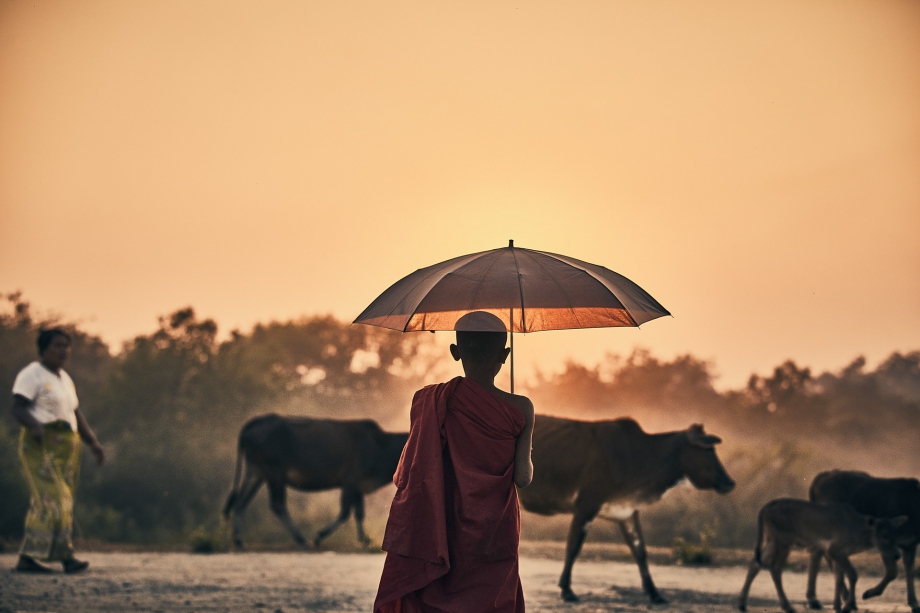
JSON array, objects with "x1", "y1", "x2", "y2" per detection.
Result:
[{"x1": 3, "y1": 292, "x2": 913, "y2": 394}]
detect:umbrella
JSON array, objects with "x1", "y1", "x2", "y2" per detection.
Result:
[{"x1": 354, "y1": 240, "x2": 670, "y2": 391}]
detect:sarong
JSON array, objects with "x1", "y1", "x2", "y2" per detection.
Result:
[
  {"x1": 375, "y1": 377, "x2": 526, "y2": 613},
  {"x1": 18, "y1": 422, "x2": 81, "y2": 562}
]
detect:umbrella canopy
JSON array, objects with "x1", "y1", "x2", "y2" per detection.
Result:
[{"x1": 354, "y1": 241, "x2": 670, "y2": 334}]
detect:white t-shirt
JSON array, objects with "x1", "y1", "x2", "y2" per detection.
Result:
[{"x1": 12, "y1": 361, "x2": 80, "y2": 432}]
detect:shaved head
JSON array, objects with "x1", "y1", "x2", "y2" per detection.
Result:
[{"x1": 455, "y1": 330, "x2": 507, "y2": 363}]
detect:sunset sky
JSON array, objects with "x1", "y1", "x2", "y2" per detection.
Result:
[{"x1": 1, "y1": 1, "x2": 918, "y2": 390}]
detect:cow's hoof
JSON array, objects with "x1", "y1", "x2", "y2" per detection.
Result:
[
  {"x1": 861, "y1": 588, "x2": 880, "y2": 600},
  {"x1": 560, "y1": 589, "x2": 579, "y2": 602},
  {"x1": 808, "y1": 599, "x2": 823, "y2": 609},
  {"x1": 649, "y1": 593, "x2": 668, "y2": 605},
  {"x1": 737, "y1": 603, "x2": 747, "y2": 612}
]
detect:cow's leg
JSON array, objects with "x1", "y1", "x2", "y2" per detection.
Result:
[
  {"x1": 267, "y1": 478, "x2": 308, "y2": 547},
  {"x1": 899, "y1": 545, "x2": 919, "y2": 613},
  {"x1": 861, "y1": 546, "x2": 901, "y2": 600},
  {"x1": 806, "y1": 547, "x2": 825, "y2": 609},
  {"x1": 314, "y1": 485, "x2": 358, "y2": 548},
  {"x1": 826, "y1": 551, "x2": 858, "y2": 613},
  {"x1": 352, "y1": 492, "x2": 371, "y2": 547},
  {"x1": 737, "y1": 557, "x2": 761, "y2": 612},
  {"x1": 558, "y1": 505, "x2": 599, "y2": 602},
  {"x1": 230, "y1": 467, "x2": 264, "y2": 549},
  {"x1": 617, "y1": 510, "x2": 666, "y2": 604},
  {"x1": 837, "y1": 556, "x2": 858, "y2": 613},
  {"x1": 827, "y1": 554, "x2": 853, "y2": 606},
  {"x1": 831, "y1": 557, "x2": 844, "y2": 613},
  {"x1": 768, "y1": 547, "x2": 795, "y2": 613}
]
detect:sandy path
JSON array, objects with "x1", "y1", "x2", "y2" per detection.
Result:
[{"x1": 0, "y1": 551, "x2": 912, "y2": 613}]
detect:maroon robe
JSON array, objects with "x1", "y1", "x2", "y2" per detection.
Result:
[{"x1": 374, "y1": 376, "x2": 526, "y2": 613}]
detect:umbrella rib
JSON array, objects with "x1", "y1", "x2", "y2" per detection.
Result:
[
  {"x1": 509, "y1": 245, "x2": 526, "y2": 333},
  {"x1": 538, "y1": 250, "x2": 641, "y2": 327},
  {"x1": 459, "y1": 250, "x2": 504, "y2": 318},
  {"x1": 397, "y1": 251, "x2": 491, "y2": 330},
  {"x1": 525, "y1": 250, "x2": 585, "y2": 328}
]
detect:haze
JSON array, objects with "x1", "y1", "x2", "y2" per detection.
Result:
[{"x1": 1, "y1": 1, "x2": 918, "y2": 389}]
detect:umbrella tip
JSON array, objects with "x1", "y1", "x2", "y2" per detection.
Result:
[{"x1": 509, "y1": 239, "x2": 514, "y2": 248}]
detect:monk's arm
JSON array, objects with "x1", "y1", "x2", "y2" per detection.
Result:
[{"x1": 513, "y1": 399, "x2": 534, "y2": 488}]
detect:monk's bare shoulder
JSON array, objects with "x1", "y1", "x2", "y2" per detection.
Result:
[{"x1": 495, "y1": 390, "x2": 534, "y2": 421}]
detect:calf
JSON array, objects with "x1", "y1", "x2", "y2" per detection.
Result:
[
  {"x1": 738, "y1": 498, "x2": 904, "y2": 613},
  {"x1": 809, "y1": 470, "x2": 920, "y2": 613}
]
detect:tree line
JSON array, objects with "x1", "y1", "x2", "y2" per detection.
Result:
[{"x1": 1, "y1": 292, "x2": 918, "y2": 551}]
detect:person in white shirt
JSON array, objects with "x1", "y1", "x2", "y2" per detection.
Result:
[{"x1": 11, "y1": 328, "x2": 105, "y2": 573}]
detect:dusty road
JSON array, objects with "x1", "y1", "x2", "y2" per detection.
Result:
[{"x1": 0, "y1": 549, "x2": 911, "y2": 612}]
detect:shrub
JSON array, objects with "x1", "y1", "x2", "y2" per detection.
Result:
[
  {"x1": 189, "y1": 527, "x2": 226, "y2": 554},
  {"x1": 672, "y1": 525, "x2": 715, "y2": 565}
]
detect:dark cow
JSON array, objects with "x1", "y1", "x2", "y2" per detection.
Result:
[
  {"x1": 518, "y1": 415, "x2": 735, "y2": 603},
  {"x1": 808, "y1": 470, "x2": 920, "y2": 613},
  {"x1": 223, "y1": 414, "x2": 408, "y2": 549},
  {"x1": 737, "y1": 498, "x2": 905, "y2": 613}
]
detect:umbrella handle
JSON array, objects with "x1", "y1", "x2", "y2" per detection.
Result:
[{"x1": 510, "y1": 329, "x2": 514, "y2": 394}]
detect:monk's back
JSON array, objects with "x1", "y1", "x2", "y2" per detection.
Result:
[{"x1": 444, "y1": 378, "x2": 524, "y2": 560}]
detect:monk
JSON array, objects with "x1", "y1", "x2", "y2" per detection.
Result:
[{"x1": 374, "y1": 311, "x2": 536, "y2": 613}]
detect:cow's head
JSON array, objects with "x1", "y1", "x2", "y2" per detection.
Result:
[{"x1": 680, "y1": 424, "x2": 735, "y2": 494}]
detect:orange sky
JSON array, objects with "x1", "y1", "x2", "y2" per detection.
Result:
[{"x1": 1, "y1": 1, "x2": 918, "y2": 390}]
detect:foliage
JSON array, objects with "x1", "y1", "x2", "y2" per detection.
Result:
[
  {"x1": 0, "y1": 293, "x2": 436, "y2": 545},
  {"x1": 672, "y1": 524, "x2": 716, "y2": 565},
  {"x1": 1, "y1": 292, "x2": 918, "y2": 549},
  {"x1": 188, "y1": 526, "x2": 228, "y2": 554}
]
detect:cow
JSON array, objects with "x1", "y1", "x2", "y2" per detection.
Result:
[
  {"x1": 737, "y1": 498, "x2": 905, "y2": 613},
  {"x1": 518, "y1": 415, "x2": 735, "y2": 603},
  {"x1": 223, "y1": 414, "x2": 408, "y2": 549},
  {"x1": 808, "y1": 470, "x2": 920, "y2": 613}
]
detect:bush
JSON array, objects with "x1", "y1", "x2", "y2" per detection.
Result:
[
  {"x1": 672, "y1": 525, "x2": 715, "y2": 566},
  {"x1": 188, "y1": 526, "x2": 227, "y2": 554}
]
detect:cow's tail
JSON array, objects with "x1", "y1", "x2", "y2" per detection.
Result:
[
  {"x1": 223, "y1": 437, "x2": 245, "y2": 519},
  {"x1": 754, "y1": 505, "x2": 766, "y2": 566}
]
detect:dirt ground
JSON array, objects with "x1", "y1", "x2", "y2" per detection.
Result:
[{"x1": 0, "y1": 545, "x2": 912, "y2": 613}]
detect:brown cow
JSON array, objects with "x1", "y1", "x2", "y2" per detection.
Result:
[
  {"x1": 223, "y1": 414, "x2": 408, "y2": 548},
  {"x1": 737, "y1": 498, "x2": 905, "y2": 613},
  {"x1": 808, "y1": 470, "x2": 920, "y2": 613},
  {"x1": 518, "y1": 415, "x2": 735, "y2": 603}
]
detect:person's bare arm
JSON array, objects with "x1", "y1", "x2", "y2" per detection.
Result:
[
  {"x1": 75, "y1": 408, "x2": 105, "y2": 465},
  {"x1": 513, "y1": 398, "x2": 535, "y2": 488},
  {"x1": 11, "y1": 394, "x2": 44, "y2": 445}
]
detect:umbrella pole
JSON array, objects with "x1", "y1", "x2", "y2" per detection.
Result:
[
  {"x1": 509, "y1": 305, "x2": 515, "y2": 394},
  {"x1": 510, "y1": 329, "x2": 514, "y2": 394}
]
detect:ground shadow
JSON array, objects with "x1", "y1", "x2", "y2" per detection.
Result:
[{"x1": 555, "y1": 585, "x2": 779, "y2": 610}]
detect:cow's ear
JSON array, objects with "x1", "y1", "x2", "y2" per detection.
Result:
[
  {"x1": 893, "y1": 515, "x2": 909, "y2": 528},
  {"x1": 687, "y1": 426, "x2": 722, "y2": 448}
]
